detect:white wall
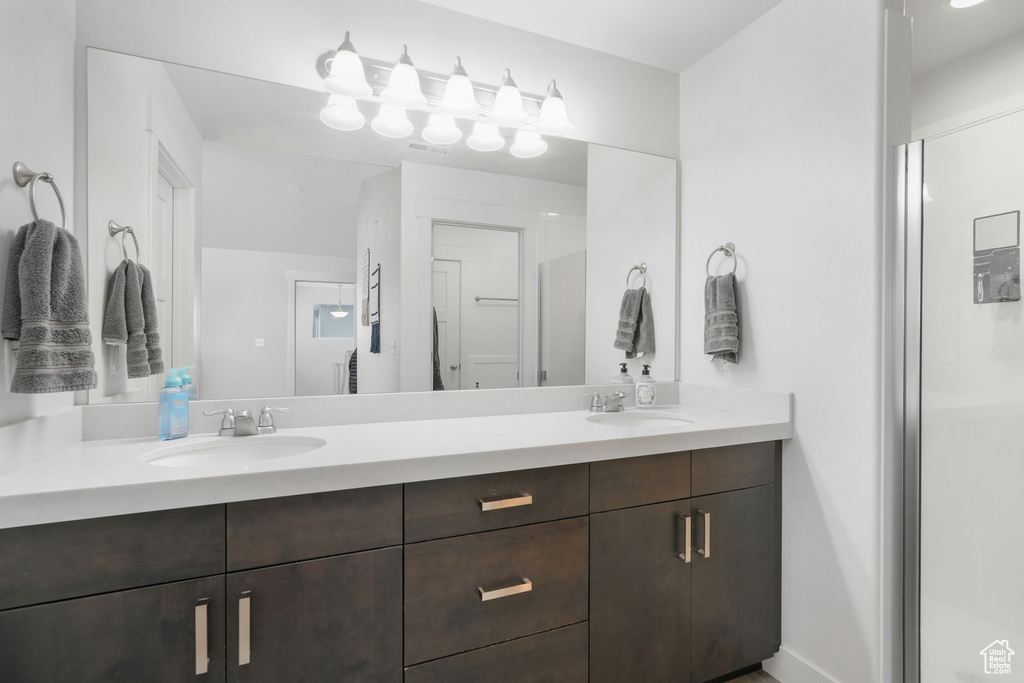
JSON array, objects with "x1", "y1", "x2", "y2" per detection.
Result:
[
  {"x1": 75, "y1": 0, "x2": 679, "y2": 159},
  {"x1": 0, "y1": 0, "x2": 77, "y2": 428},
  {"x1": 678, "y1": 1, "x2": 909, "y2": 682},
  {"x1": 586, "y1": 145, "x2": 677, "y2": 385}
]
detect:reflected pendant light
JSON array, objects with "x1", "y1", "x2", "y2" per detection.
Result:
[
  {"x1": 510, "y1": 130, "x2": 548, "y2": 159},
  {"x1": 535, "y1": 80, "x2": 574, "y2": 135},
  {"x1": 423, "y1": 113, "x2": 462, "y2": 145},
  {"x1": 489, "y1": 69, "x2": 528, "y2": 127},
  {"x1": 440, "y1": 57, "x2": 480, "y2": 118},
  {"x1": 382, "y1": 45, "x2": 427, "y2": 109},
  {"x1": 320, "y1": 94, "x2": 365, "y2": 131},
  {"x1": 324, "y1": 32, "x2": 372, "y2": 98},
  {"x1": 371, "y1": 103, "x2": 414, "y2": 138},
  {"x1": 330, "y1": 285, "x2": 350, "y2": 318},
  {"x1": 466, "y1": 122, "x2": 505, "y2": 151}
]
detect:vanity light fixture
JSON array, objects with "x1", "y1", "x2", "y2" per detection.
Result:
[
  {"x1": 440, "y1": 57, "x2": 481, "y2": 118},
  {"x1": 510, "y1": 130, "x2": 548, "y2": 159},
  {"x1": 381, "y1": 45, "x2": 427, "y2": 109},
  {"x1": 323, "y1": 32, "x2": 372, "y2": 98},
  {"x1": 942, "y1": 0, "x2": 987, "y2": 7},
  {"x1": 489, "y1": 69, "x2": 528, "y2": 127},
  {"x1": 320, "y1": 94, "x2": 366, "y2": 131},
  {"x1": 371, "y1": 103, "x2": 414, "y2": 138},
  {"x1": 535, "y1": 80, "x2": 574, "y2": 135},
  {"x1": 422, "y1": 113, "x2": 462, "y2": 145},
  {"x1": 467, "y1": 122, "x2": 505, "y2": 151}
]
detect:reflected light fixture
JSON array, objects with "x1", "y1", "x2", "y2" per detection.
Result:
[
  {"x1": 489, "y1": 69, "x2": 528, "y2": 127},
  {"x1": 381, "y1": 45, "x2": 427, "y2": 109},
  {"x1": 510, "y1": 130, "x2": 548, "y2": 159},
  {"x1": 320, "y1": 94, "x2": 365, "y2": 131},
  {"x1": 535, "y1": 80, "x2": 574, "y2": 135},
  {"x1": 467, "y1": 122, "x2": 505, "y2": 151},
  {"x1": 943, "y1": 0, "x2": 987, "y2": 7},
  {"x1": 440, "y1": 57, "x2": 480, "y2": 118},
  {"x1": 330, "y1": 285, "x2": 350, "y2": 318},
  {"x1": 371, "y1": 103, "x2": 414, "y2": 138},
  {"x1": 423, "y1": 113, "x2": 462, "y2": 145},
  {"x1": 323, "y1": 32, "x2": 372, "y2": 98}
]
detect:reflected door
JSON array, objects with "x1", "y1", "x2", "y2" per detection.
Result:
[
  {"x1": 432, "y1": 260, "x2": 461, "y2": 391},
  {"x1": 539, "y1": 251, "x2": 586, "y2": 386}
]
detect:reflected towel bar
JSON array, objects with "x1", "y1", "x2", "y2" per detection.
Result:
[{"x1": 475, "y1": 296, "x2": 518, "y2": 302}]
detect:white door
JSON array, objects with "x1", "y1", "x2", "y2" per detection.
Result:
[
  {"x1": 140, "y1": 172, "x2": 175, "y2": 401},
  {"x1": 539, "y1": 250, "x2": 587, "y2": 386},
  {"x1": 432, "y1": 260, "x2": 461, "y2": 390}
]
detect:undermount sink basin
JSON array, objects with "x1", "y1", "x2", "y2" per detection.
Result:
[
  {"x1": 586, "y1": 411, "x2": 694, "y2": 428},
  {"x1": 142, "y1": 435, "x2": 327, "y2": 467}
]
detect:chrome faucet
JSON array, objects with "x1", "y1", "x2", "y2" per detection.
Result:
[
  {"x1": 582, "y1": 391, "x2": 631, "y2": 413},
  {"x1": 234, "y1": 410, "x2": 258, "y2": 436},
  {"x1": 258, "y1": 407, "x2": 290, "y2": 434},
  {"x1": 202, "y1": 408, "x2": 236, "y2": 436},
  {"x1": 203, "y1": 406, "x2": 290, "y2": 436}
]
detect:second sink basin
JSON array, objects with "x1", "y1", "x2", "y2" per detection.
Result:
[
  {"x1": 142, "y1": 435, "x2": 327, "y2": 467},
  {"x1": 586, "y1": 411, "x2": 694, "y2": 428}
]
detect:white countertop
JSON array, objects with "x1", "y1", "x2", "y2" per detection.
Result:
[{"x1": 0, "y1": 392, "x2": 792, "y2": 530}]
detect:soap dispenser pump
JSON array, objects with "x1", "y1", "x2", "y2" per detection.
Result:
[
  {"x1": 614, "y1": 362, "x2": 633, "y2": 384},
  {"x1": 635, "y1": 364, "x2": 656, "y2": 408}
]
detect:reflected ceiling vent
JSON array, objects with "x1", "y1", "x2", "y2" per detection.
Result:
[{"x1": 407, "y1": 141, "x2": 454, "y2": 156}]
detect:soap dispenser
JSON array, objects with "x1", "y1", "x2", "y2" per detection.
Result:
[
  {"x1": 635, "y1": 364, "x2": 656, "y2": 408},
  {"x1": 614, "y1": 363, "x2": 633, "y2": 384},
  {"x1": 180, "y1": 366, "x2": 197, "y2": 401},
  {"x1": 159, "y1": 369, "x2": 189, "y2": 441}
]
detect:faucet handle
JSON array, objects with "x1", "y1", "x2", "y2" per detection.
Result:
[
  {"x1": 259, "y1": 406, "x2": 290, "y2": 432},
  {"x1": 581, "y1": 392, "x2": 605, "y2": 411},
  {"x1": 202, "y1": 408, "x2": 235, "y2": 435}
]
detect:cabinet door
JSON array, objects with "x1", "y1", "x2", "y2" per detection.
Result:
[
  {"x1": 0, "y1": 575, "x2": 225, "y2": 682},
  {"x1": 690, "y1": 484, "x2": 779, "y2": 682},
  {"x1": 226, "y1": 546, "x2": 402, "y2": 683},
  {"x1": 590, "y1": 499, "x2": 691, "y2": 683}
]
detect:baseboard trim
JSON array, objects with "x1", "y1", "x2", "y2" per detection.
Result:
[{"x1": 763, "y1": 647, "x2": 838, "y2": 683}]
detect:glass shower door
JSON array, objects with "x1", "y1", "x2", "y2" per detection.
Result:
[{"x1": 918, "y1": 108, "x2": 1024, "y2": 682}]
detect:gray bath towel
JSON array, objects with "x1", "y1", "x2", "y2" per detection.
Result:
[
  {"x1": 102, "y1": 260, "x2": 164, "y2": 378},
  {"x1": 1, "y1": 220, "x2": 97, "y2": 393},
  {"x1": 101, "y1": 261, "x2": 128, "y2": 345},
  {"x1": 704, "y1": 274, "x2": 740, "y2": 363},
  {"x1": 138, "y1": 264, "x2": 164, "y2": 375},
  {"x1": 613, "y1": 287, "x2": 656, "y2": 357}
]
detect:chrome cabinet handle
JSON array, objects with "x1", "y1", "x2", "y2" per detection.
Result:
[
  {"x1": 239, "y1": 591, "x2": 252, "y2": 666},
  {"x1": 195, "y1": 598, "x2": 210, "y2": 675},
  {"x1": 696, "y1": 509, "x2": 711, "y2": 558},
  {"x1": 677, "y1": 515, "x2": 692, "y2": 563},
  {"x1": 479, "y1": 578, "x2": 532, "y2": 602},
  {"x1": 479, "y1": 493, "x2": 533, "y2": 511}
]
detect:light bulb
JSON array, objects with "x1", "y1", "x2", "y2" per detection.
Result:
[
  {"x1": 323, "y1": 32, "x2": 372, "y2": 98},
  {"x1": 381, "y1": 45, "x2": 427, "y2": 109},
  {"x1": 510, "y1": 130, "x2": 547, "y2": 159},
  {"x1": 320, "y1": 94, "x2": 365, "y2": 131},
  {"x1": 440, "y1": 57, "x2": 480, "y2": 118},
  {"x1": 371, "y1": 104, "x2": 414, "y2": 138},
  {"x1": 488, "y1": 69, "x2": 528, "y2": 127},
  {"x1": 423, "y1": 113, "x2": 462, "y2": 145},
  {"x1": 535, "y1": 80, "x2": 574, "y2": 135},
  {"x1": 467, "y1": 122, "x2": 505, "y2": 152}
]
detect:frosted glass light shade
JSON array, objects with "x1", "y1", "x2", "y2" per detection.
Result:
[
  {"x1": 440, "y1": 58, "x2": 480, "y2": 118},
  {"x1": 324, "y1": 34, "x2": 372, "y2": 98},
  {"x1": 423, "y1": 113, "x2": 462, "y2": 145},
  {"x1": 371, "y1": 104, "x2": 414, "y2": 138},
  {"x1": 488, "y1": 69, "x2": 527, "y2": 127},
  {"x1": 947, "y1": 0, "x2": 987, "y2": 7},
  {"x1": 510, "y1": 130, "x2": 547, "y2": 159},
  {"x1": 382, "y1": 46, "x2": 427, "y2": 109},
  {"x1": 467, "y1": 122, "x2": 504, "y2": 152},
  {"x1": 320, "y1": 94, "x2": 365, "y2": 131},
  {"x1": 536, "y1": 82, "x2": 573, "y2": 135}
]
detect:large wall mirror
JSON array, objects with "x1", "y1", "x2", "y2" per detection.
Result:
[{"x1": 85, "y1": 47, "x2": 676, "y2": 404}]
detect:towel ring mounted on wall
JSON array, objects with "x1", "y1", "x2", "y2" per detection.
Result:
[
  {"x1": 108, "y1": 220, "x2": 141, "y2": 262},
  {"x1": 13, "y1": 162, "x2": 67, "y2": 231},
  {"x1": 626, "y1": 263, "x2": 648, "y2": 288},
  {"x1": 706, "y1": 243, "x2": 737, "y2": 277}
]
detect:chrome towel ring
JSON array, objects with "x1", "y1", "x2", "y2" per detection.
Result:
[
  {"x1": 706, "y1": 242, "x2": 737, "y2": 277},
  {"x1": 626, "y1": 263, "x2": 648, "y2": 288},
  {"x1": 108, "y1": 220, "x2": 141, "y2": 262},
  {"x1": 13, "y1": 162, "x2": 67, "y2": 231}
]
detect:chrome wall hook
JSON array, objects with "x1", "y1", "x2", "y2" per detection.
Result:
[
  {"x1": 108, "y1": 220, "x2": 141, "y2": 262},
  {"x1": 13, "y1": 161, "x2": 67, "y2": 230}
]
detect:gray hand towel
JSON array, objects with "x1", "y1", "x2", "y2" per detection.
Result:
[
  {"x1": 704, "y1": 274, "x2": 740, "y2": 364},
  {"x1": 613, "y1": 287, "x2": 656, "y2": 357},
  {"x1": 101, "y1": 261, "x2": 129, "y2": 345},
  {"x1": 138, "y1": 263, "x2": 164, "y2": 375},
  {"x1": 628, "y1": 288, "x2": 655, "y2": 359},
  {"x1": 124, "y1": 261, "x2": 151, "y2": 378},
  {"x1": 1, "y1": 220, "x2": 97, "y2": 393}
]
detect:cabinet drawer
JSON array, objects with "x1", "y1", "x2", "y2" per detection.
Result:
[
  {"x1": 590, "y1": 450, "x2": 690, "y2": 512},
  {"x1": 404, "y1": 464, "x2": 588, "y2": 542},
  {"x1": 227, "y1": 484, "x2": 402, "y2": 571},
  {"x1": 0, "y1": 506, "x2": 224, "y2": 610},
  {"x1": 404, "y1": 517, "x2": 589, "y2": 665},
  {"x1": 404, "y1": 622, "x2": 588, "y2": 683},
  {"x1": 691, "y1": 442, "x2": 776, "y2": 496}
]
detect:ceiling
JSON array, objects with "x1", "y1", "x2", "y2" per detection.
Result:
[{"x1": 906, "y1": 0, "x2": 1024, "y2": 76}]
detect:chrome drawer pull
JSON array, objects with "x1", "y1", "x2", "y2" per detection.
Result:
[
  {"x1": 239, "y1": 591, "x2": 252, "y2": 666},
  {"x1": 696, "y1": 509, "x2": 711, "y2": 558},
  {"x1": 479, "y1": 578, "x2": 533, "y2": 602},
  {"x1": 195, "y1": 598, "x2": 210, "y2": 675},
  {"x1": 677, "y1": 515, "x2": 692, "y2": 563},
  {"x1": 478, "y1": 493, "x2": 533, "y2": 511}
]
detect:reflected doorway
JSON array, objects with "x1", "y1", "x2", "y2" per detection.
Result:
[{"x1": 293, "y1": 281, "x2": 355, "y2": 396}]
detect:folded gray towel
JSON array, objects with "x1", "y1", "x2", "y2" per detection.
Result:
[
  {"x1": 629, "y1": 288, "x2": 655, "y2": 358},
  {"x1": 123, "y1": 261, "x2": 151, "y2": 378},
  {"x1": 102, "y1": 261, "x2": 128, "y2": 345},
  {"x1": 1, "y1": 220, "x2": 97, "y2": 393},
  {"x1": 704, "y1": 274, "x2": 740, "y2": 364},
  {"x1": 138, "y1": 264, "x2": 164, "y2": 375},
  {"x1": 613, "y1": 287, "x2": 656, "y2": 357}
]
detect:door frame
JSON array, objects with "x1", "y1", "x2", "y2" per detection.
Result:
[{"x1": 284, "y1": 269, "x2": 356, "y2": 396}]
